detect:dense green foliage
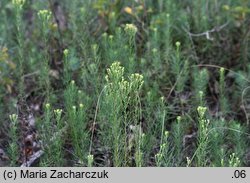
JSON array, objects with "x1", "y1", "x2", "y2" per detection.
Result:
[{"x1": 0, "y1": 0, "x2": 250, "y2": 167}]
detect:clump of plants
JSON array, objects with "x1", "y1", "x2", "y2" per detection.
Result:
[{"x1": 0, "y1": 0, "x2": 249, "y2": 167}]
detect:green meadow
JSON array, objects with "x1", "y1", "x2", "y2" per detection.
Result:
[{"x1": 0, "y1": 0, "x2": 250, "y2": 167}]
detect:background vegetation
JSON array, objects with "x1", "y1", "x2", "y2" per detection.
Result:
[{"x1": 0, "y1": 0, "x2": 250, "y2": 167}]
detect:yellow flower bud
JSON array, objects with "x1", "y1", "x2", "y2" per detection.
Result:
[{"x1": 124, "y1": 7, "x2": 133, "y2": 15}]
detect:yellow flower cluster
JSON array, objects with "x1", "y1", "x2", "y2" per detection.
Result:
[
  {"x1": 9, "y1": 114, "x2": 18, "y2": 123},
  {"x1": 105, "y1": 62, "x2": 124, "y2": 83},
  {"x1": 45, "y1": 103, "x2": 50, "y2": 109},
  {"x1": 129, "y1": 73, "x2": 144, "y2": 90},
  {"x1": 197, "y1": 106, "x2": 207, "y2": 118},
  {"x1": 105, "y1": 62, "x2": 144, "y2": 102},
  {"x1": 175, "y1": 41, "x2": 181, "y2": 48},
  {"x1": 177, "y1": 116, "x2": 181, "y2": 123},
  {"x1": 54, "y1": 109, "x2": 62, "y2": 116},
  {"x1": 87, "y1": 154, "x2": 94, "y2": 166},
  {"x1": 12, "y1": 0, "x2": 25, "y2": 8},
  {"x1": 124, "y1": 24, "x2": 138, "y2": 35},
  {"x1": 37, "y1": 9, "x2": 52, "y2": 22},
  {"x1": 220, "y1": 67, "x2": 225, "y2": 74},
  {"x1": 63, "y1": 49, "x2": 69, "y2": 57},
  {"x1": 79, "y1": 103, "x2": 84, "y2": 108}
]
